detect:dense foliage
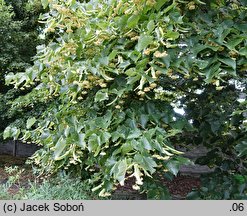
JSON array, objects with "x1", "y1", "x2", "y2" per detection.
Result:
[
  {"x1": 4, "y1": 0, "x2": 247, "y2": 198},
  {"x1": 187, "y1": 172, "x2": 247, "y2": 199},
  {"x1": 0, "y1": 0, "x2": 43, "y2": 139}
]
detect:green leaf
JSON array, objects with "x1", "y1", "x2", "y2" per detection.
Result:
[
  {"x1": 192, "y1": 44, "x2": 218, "y2": 55},
  {"x1": 3, "y1": 126, "x2": 11, "y2": 140},
  {"x1": 166, "y1": 157, "x2": 191, "y2": 176},
  {"x1": 41, "y1": 0, "x2": 49, "y2": 9},
  {"x1": 154, "y1": 0, "x2": 169, "y2": 11},
  {"x1": 134, "y1": 154, "x2": 157, "y2": 174},
  {"x1": 109, "y1": 50, "x2": 118, "y2": 60},
  {"x1": 164, "y1": 30, "x2": 179, "y2": 40},
  {"x1": 125, "y1": 68, "x2": 137, "y2": 76},
  {"x1": 141, "y1": 137, "x2": 152, "y2": 150},
  {"x1": 214, "y1": 26, "x2": 231, "y2": 44},
  {"x1": 53, "y1": 137, "x2": 67, "y2": 160},
  {"x1": 205, "y1": 62, "x2": 221, "y2": 82},
  {"x1": 194, "y1": 59, "x2": 209, "y2": 70},
  {"x1": 119, "y1": 61, "x2": 131, "y2": 70},
  {"x1": 126, "y1": 75, "x2": 141, "y2": 85},
  {"x1": 225, "y1": 37, "x2": 243, "y2": 50},
  {"x1": 233, "y1": 174, "x2": 246, "y2": 184},
  {"x1": 127, "y1": 129, "x2": 142, "y2": 139},
  {"x1": 140, "y1": 114, "x2": 149, "y2": 128},
  {"x1": 88, "y1": 134, "x2": 101, "y2": 152},
  {"x1": 239, "y1": 47, "x2": 247, "y2": 57},
  {"x1": 99, "y1": 56, "x2": 109, "y2": 65},
  {"x1": 64, "y1": 125, "x2": 70, "y2": 137},
  {"x1": 110, "y1": 159, "x2": 128, "y2": 185},
  {"x1": 235, "y1": 140, "x2": 247, "y2": 157},
  {"x1": 112, "y1": 131, "x2": 125, "y2": 142},
  {"x1": 117, "y1": 15, "x2": 128, "y2": 29},
  {"x1": 136, "y1": 34, "x2": 153, "y2": 51},
  {"x1": 170, "y1": 119, "x2": 187, "y2": 130},
  {"x1": 210, "y1": 120, "x2": 221, "y2": 134},
  {"x1": 176, "y1": 156, "x2": 192, "y2": 165},
  {"x1": 165, "y1": 160, "x2": 180, "y2": 176},
  {"x1": 12, "y1": 128, "x2": 21, "y2": 140},
  {"x1": 26, "y1": 117, "x2": 36, "y2": 129},
  {"x1": 127, "y1": 14, "x2": 140, "y2": 28},
  {"x1": 100, "y1": 131, "x2": 111, "y2": 144},
  {"x1": 147, "y1": 20, "x2": 155, "y2": 33},
  {"x1": 121, "y1": 142, "x2": 134, "y2": 155},
  {"x1": 78, "y1": 133, "x2": 86, "y2": 149},
  {"x1": 219, "y1": 58, "x2": 236, "y2": 70},
  {"x1": 95, "y1": 90, "x2": 109, "y2": 102},
  {"x1": 151, "y1": 63, "x2": 168, "y2": 74}
]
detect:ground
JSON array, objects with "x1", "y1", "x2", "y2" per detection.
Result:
[{"x1": 0, "y1": 155, "x2": 200, "y2": 199}]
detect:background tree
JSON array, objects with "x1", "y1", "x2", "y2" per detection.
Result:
[{"x1": 0, "y1": 0, "x2": 43, "y2": 139}]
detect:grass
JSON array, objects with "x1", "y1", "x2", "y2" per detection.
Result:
[{"x1": 0, "y1": 167, "x2": 104, "y2": 200}]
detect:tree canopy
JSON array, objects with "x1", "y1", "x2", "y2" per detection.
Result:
[{"x1": 3, "y1": 0, "x2": 247, "y2": 198}]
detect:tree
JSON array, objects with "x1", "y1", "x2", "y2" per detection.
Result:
[
  {"x1": 4, "y1": 0, "x2": 247, "y2": 198},
  {"x1": 0, "y1": 0, "x2": 43, "y2": 139}
]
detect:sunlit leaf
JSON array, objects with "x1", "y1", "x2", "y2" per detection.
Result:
[{"x1": 26, "y1": 117, "x2": 36, "y2": 129}]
